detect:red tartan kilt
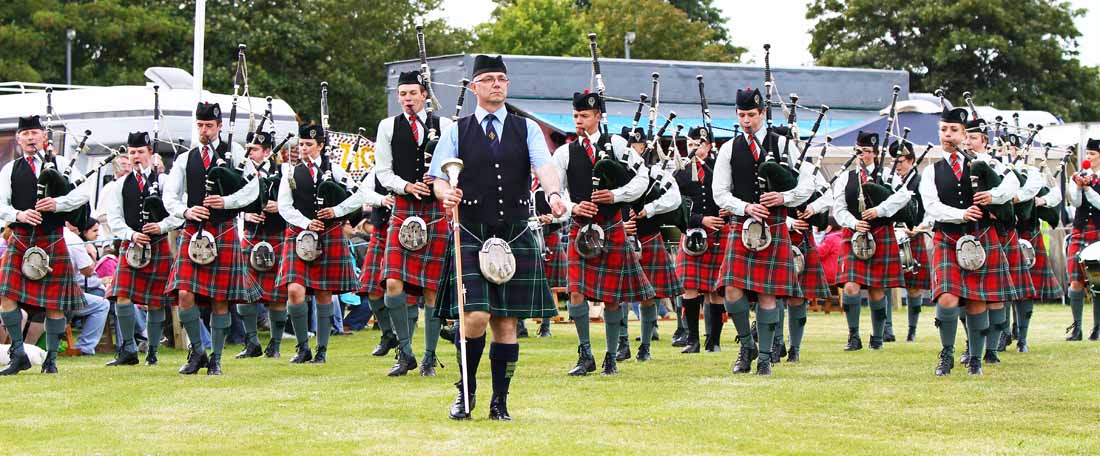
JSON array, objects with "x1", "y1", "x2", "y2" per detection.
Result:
[
  {"x1": 1066, "y1": 225, "x2": 1100, "y2": 285},
  {"x1": 275, "y1": 224, "x2": 360, "y2": 293},
  {"x1": 1021, "y1": 227, "x2": 1063, "y2": 300},
  {"x1": 108, "y1": 237, "x2": 175, "y2": 307},
  {"x1": 567, "y1": 213, "x2": 655, "y2": 303},
  {"x1": 717, "y1": 211, "x2": 802, "y2": 297},
  {"x1": 241, "y1": 231, "x2": 288, "y2": 304},
  {"x1": 165, "y1": 220, "x2": 262, "y2": 304},
  {"x1": 998, "y1": 227, "x2": 1035, "y2": 301},
  {"x1": 836, "y1": 225, "x2": 906, "y2": 289},
  {"x1": 358, "y1": 225, "x2": 388, "y2": 296},
  {"x1": 904, "y1": 232, "x2": 932, "y2": 290},
  {"x1": 639, "y1": 232, "x2": 684, "y2": 299},
  {"x1": 789, "y1": 230, "x2": 831, "y2": 299},
  {"x1": 0, "y1": 226, "x2": 85, "y2": 311},
  {"x1": 676, "y1": 225, "x2": 728, "y2": 293},
  {"x1": 381, "y1": 196, "x2": 448, "y2": 295},
  {"x1": 543, "y1": 228, "x2": 568, "y2": 289},
  {"x1": 931, "y1": 227, "x2": 1015, "y2": 302}
]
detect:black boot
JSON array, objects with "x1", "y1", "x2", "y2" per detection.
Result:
[
  {"x1": 615, "y1": 336, "x2": 631, "y2": 361},
  {"x1": 145, "y1": 347, "x2": 158, "y2": 366},
  {"x1": 731, "y1": 341, "x2": 758, "y2": 374},
  {"x1": 290, "y1": 343, "x2": 313, "y2": 364},
  {"x1": 770, "y1": 335, "x2": 784, "y2": 364},
  {"x1": 680, "y1": 338, "x2": 701, "y2": 354},
  {"x1": 489, "y1": 393, "x2": 511, "y2": 421},
  {"x1": 517, "y1": 322, "x2": 529, "y2": 339},
  {"x1": 263, "y1": 340, "x2": 280, "y2": 358},
  {"x1": 869, "y1": 336, "x2": 884, "y2": 350},
  {"x1": 651, "y1": 322, "x2": 660, "y2": 341},
  {"x1": 996, "y1": 332, "x2": 1009, "y2": 352},
  {"x1": 1017, "y1": 341, "x2": 1029, "y2": 353},
  {"x1": 371, "y1": 333, "x2": 398, "y2": 356},
  {"x1": 567, "y1": 344, "x2": 596, "y2": 376},
  {"x1": 206, "y1": 354, "x2": 223, "y2": 375},
  {"x1": 419, "y1": 351, "x2": 440, "y2": 376},
  {"x1": 906, "y1": 326, "x2": 917, "y2": 342},
  {"x1": 756, "y1": 355, "x2": 772, "y2": 376},
  {"x1": 1066, "y1": 322, "x2": 1083, "y2": 341},
  {"x1": 537, "y1": 323, "x2": 551, "y2": 338},
  {"x1": 844, "y1": 331, "x2": 863, "y2": 351},
  {"x1": 671, "y1": 327, "x2": 687, "y2": 347},
  {"x1": 600, "y1": 352, "x2": 618, "y2": 375},
  {"x1": 40, "y1": 353, "x2": 57, "y2": 374},
  {"x1": 958, "y1": 348, "x2": 971, "y2": 365},
  {"x1": 935, "y1": 347, "x2": 954, "y2": 376},
  {"x1": 1090, "y1": 325, "x2": 1100, "y2": 341},
  {"x1": 387, "y1": 351, "x2": 417, "y2": 376},
  {"x1": 967, "y1": 355, "x2": 983, "y2": 375},
  {"x1": 235, "y1": 341, "x2": 263, "y2": 359},
  {"x1": 448, "y1": 381, "x2": 475, "y2": 420},
  {"x1": 310, "y1": 345, "x2": 327, "y2": 364},
  {"x1": 178, "y1": 348, "x2": 208, "y2": 375},
  {"x1": 982, "y1": 349, "x2": 1000, "y2": 365},
  {"x1": 105, "y1": 349, "x2": 139, "y2": 366},
  {"x1": 0, "y1": 347, "x2": 31, "y2": 375},
  {"x1": 635, "y1": 344, "x2": 651, "y2": 362},
  {"x1": 883, "y1": 325, "x2": 896, "y2": 342},
  {"x1": 704, "y1": 335, "x2": 721, "y2": 353},
  {"x1": 786, "y1": 347, "x2": 800, "y2": 363},
  {"x1": 750, "y1": 321, "x2": 758, "y2": 345}
]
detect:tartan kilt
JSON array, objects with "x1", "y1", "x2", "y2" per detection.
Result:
[
  {"x1": 931, "y1": 226, "x2": 1015, "y2": 302},
  {"x1": 568, "y1": 213, "x2": 655, "y2": 303},
  {"x1": 1066, "y1": 225, "x2": 1100, "y2": 285},
  {"x1": 382, "y1": 195, "x2": 448, "y2": 295},
  {"x1": 997, "y1": 226, "x2": 1035, "y2": 302},
  {"x1": 717, "y1": 211, "x2": 802, "y2": 297},
  {"x1": 108, "y1": 237, "x2": 175, "y2": 307},
  {"x1": 836, "y1": 225, "x2": 906, "y2": 289},
  {"x1": 358, "y1": 225, "x2": 388, "y2": 296},
  {"x1": 543, "y1": 228, "x2": 568, "y2": 289},
  {"x1": 275, "y1": 224, "x2": 360, "y2": 293},
  {"x1": 435, "y1": 222, "x2": 558, "y2": 319},
  {"x1": 676, "y1": 225, "x2": 728, "y2": 293},
  {"x1": 166, "y1": 220, "x2": 262, "y2": 304},
  {"x1": 0, "y1": 226, "x2": 85, "y2": 311},
  {"x1": 242, "y1": 231, "x2": 288, "y2": 304},
  {"x1": 903, "y1": 232, "x2": 932, "y2": 290},
  {"x1": 1020, "y1": 226, "x2": 1063, "y2": 300},
  {"x1": 789, "y1": 230, "x2": 831, "y2": 300},
  {"x1": 638, "y1": 232, "x2": 684, "y2": 299}
]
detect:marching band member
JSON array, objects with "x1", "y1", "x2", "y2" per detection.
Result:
[
  {"x1": 356, "y1": 169, "x2": 401, "y2": 359},
  {"x1": 1065, "y1": 140, "x2": 1100, "y2": 343},
  {"x1": 886, "y1": 140, "x2": 933, "y2": 343},
  {"x1": 1011, "y1": 142, "x2": 1063, "y2": 352},
  {"x1": 785, "y1": 154, "x2": 835, "y2": 363}
]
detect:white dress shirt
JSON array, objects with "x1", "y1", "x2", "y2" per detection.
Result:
[
  {"x1": 277, "y1": 154, "x2": 368, "y2": 230},
  {"x1": 830, "y1": 163, "x2": 912, "y2": 230},
  {"x1": 163, "y1": 138, "x2": 259, "y2": 220},
  {"x1": 374, "y1": 109, "x2": 455, "y2": 195},
  {"x1": 0, "y1": 153, "x2": 90, "y2": 224},
  {"x1": 551, "y1": 130, "x2": 650, "y2": 218},
  {"x1": 711, "y1": 130, "x2": 815, "y2": 216},
  {"x1": 105, "y1": 167, "x2": 184, "y2": 242}
]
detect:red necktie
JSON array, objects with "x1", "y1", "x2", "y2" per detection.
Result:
[
  {"x1": 860, "y1": 167, "x2": 868, "y2": 184},
  {"x1": 697, "y1": 162, "x2": 705, "y2": 182},
  {"x1": 584, "y1": 138, "x2": 594, "y2": 164},
  {"x1": 202, "y1": 146, "x2": 212, "y2": 168},
  {"x1": 950, "y1": 153, "x2": 962, "y2": 180},
  {"x1": 749, "y1": 138, "x2": 759, "y2": 160},
  {"x1": 530, "y1": 176, "x2": 540, "y2": 193},
  {"x1": 27, "y1": 157, "x2": 35, "y2": 175},
  {"x1": 309, "y1": 163, "x2": 316, "y2": 180},
  {"x1": 136, "y1": 173, "x2": 145, "y2": 192},
  {"x1": 409, "y1": 115, "x2": 419, "y2": 142}
]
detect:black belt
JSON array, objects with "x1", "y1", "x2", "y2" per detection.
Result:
[{"x1": 935, "y1": 220, "x2": 992, "y2": 235}]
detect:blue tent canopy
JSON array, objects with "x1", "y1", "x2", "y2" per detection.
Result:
[{"x1": 819, "y1": 112, "x2": 943, "y2": 147}]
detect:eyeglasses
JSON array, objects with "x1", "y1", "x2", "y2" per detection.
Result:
[{"x1": 475, "y1": 76, "x2": 509, "y2": 84}]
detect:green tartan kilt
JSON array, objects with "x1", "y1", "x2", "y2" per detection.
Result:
[{"x1": 434, "y1": 222, "x2": 558, "y2": 319}]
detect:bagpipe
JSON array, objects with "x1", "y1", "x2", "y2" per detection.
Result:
[{"x1": 126, "y1": 172, "x2": 171, "y2": 270}]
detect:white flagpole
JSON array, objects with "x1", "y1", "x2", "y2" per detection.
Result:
[{"x1": 191, "y1": 0, "x2": 206, "y2": 147}]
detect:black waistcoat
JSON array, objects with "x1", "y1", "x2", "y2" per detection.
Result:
[
  {"x1": 369, "y1": 175, "x2": 391, "y2": 229},
  {"x1": 290, "y1": 156, "x2": 333, "y2": 221},
  {"x1": 455, "y1": 113, "x2": 531, "y2": 225},
  {"x1": 1073, "y1": 182, "x2": 1100, "y2": 229},
  {"x1": 901, "y1": 169, "x2": 925, "y2": 229},
  {"x1": 933, "y1": 157, "x2": 975, "y2": 220},
  {"x1": 121, "y1": 171, "x2": 163, "y2": 232},
  {"x1": 726, "y1": 134, "x2": 780, "y2": 204},
  {"x1": 675, "y1": 154, "x2": 719, "y2": 218},
  {"x1": 10, "y1": 155, "x2": 64, "y2": 231},
  {"x1": 185, "y1": 141, "x2": 236, "y2": 225},
  {"x1": 844, "y1": 167, "x2": 892, "y2": 228},
  {"x1": 566, "y1": 134, "x2": 619, "y2": 219},
  {"x1": 244, "y1": 161, "x2": 287, "y2": 236},
  {"x1": 391, "y1": 113, "x2": 438, "y2": 202}
]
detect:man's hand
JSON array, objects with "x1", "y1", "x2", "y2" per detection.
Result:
[
  {"x1": 382, "y1": 195, "x2": 396, "y2": 208},
  {"x1": 244, "y1": 213, "x2": 266, "y2": 224},
  {"x1": 973, "y1": 191, "x2": 993, "y2": 206},
  {"x1": 797, "y1": 207, "x2": 815, "y2": 220},
  {"x1": 1035, "y1": 197, "x2": 1047, "y2": 207},
  {"x1": 16, "y1": 210, "x2": 42, "y2": 225},
  {"x1": 441, "y1": 187, "x2": 463, "y2": 210},
  {"x1": 317, "y1": 208, "x2": 336, "y2": 220},
  {"x1": 591, "y1": 189, "x2": 615, "y2": 205},
  {"x1": 548, "y1": 193, "x2": 566, "y2": 217},
  {"x1": 718, "y1": 208, "x2": 733, "y2": 218},
  {"x1": 141, "y1": 223, "x2": 163, "y2": 236},
  {"x1": 745, "y1": 203, "x2": 769, "y2": 220},
  {"x1": 131, "y1": 232, "x2": 151, "y2": 245},
  {"x1": 572, "y1": 201, "x2": 598, "y2": 218},
  {"x1": 538, "y1": 214, "x2": 553, "y2": 225},
  {"x1": 855, "y1": 220, "x2": 871, "y2": 232},
  {"x1": 1074, "y1": 174, "x2": 1091, "y2": 188},
  {"x1": 308, "y1": 219, "x2": 325, "y2": 232},
  {"x1": 701, "y1": 216, "x2": 725, "y2": 231},
  {"x1": 422, "y1": 174, "x2": 436, "y2": 184},
  {"x1": 964, "y1": 205, "x2": 984, "y2": 222},
  {"x1": 405, "y1": 181, "x2": 431, "y2": 198},
  {"x1": 34, "y1": 197, "x2": 56, "y2": 213},
  {"x1": 185, "y1": 206, "x2": 210, "y2": 222},
  {"x1": 263, "y1": 201, "x2": 279, "y2": 213},
  {"x1": 760, "y1": 192, "x2": 785, "y2": 208},
  {"x1": 861, "y1": 208, "x2": 879, "y2": 221},
  {"x1": 634, "y1": 209, "x2": 648, "y2": 219},
  {"x1": 203, "y1": 195, "x2": 225, "y2": 209},
  {"x1": 792, "y1": 219, "x2": 810, "y2": 231},
  {"x1": 623, "y1": 219, "x2": 637, "y2": 236}
]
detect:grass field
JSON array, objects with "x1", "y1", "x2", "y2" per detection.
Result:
[{"x1": 4, "y1": 305, "x2": 1100, "y2": 455}]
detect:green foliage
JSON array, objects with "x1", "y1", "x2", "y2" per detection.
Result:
[{"x1": 807, "y1": 0, "x2": 1100, "y2": 122}]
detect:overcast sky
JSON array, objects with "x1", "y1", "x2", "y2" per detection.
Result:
[{"x1": 432, "y1": 0, "x2": 1100, "y2": 68}]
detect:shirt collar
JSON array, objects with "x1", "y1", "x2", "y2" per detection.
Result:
[
  {"x1": 404, "y1": 109, "x2": 427, "y2": 123},
  {"x1": 581, "y1": 128, "x2": 601, "y2": 144},
  {"x1": 474, "y1": 105, "x2": 508, "y2": 125},
  {"x1": 134, "y1": 165, "x2": 151, "y2": 178}
]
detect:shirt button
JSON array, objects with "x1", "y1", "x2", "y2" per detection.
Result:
[
  {"x1": 499, "y1": 211, "x2": 504, "y2": 216},
  {"x1": 498, "y1": 199, "x2": 504, "y2": 204},
  {"x1": 495, "y1": 164, "x2": 500, "y2": 169},
  {"x1": 498, "y1": 186, "x2": 503, "y2": 191},
  {"x1": 497, "y1": 175, "x2": 502, "y2": 179}
]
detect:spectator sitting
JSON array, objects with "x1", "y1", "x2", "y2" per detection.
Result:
[{"x1": 63, "y1": 219, "x2": 111, "y2": 356}]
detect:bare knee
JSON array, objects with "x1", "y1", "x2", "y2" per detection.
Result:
[
  {"x1": 843, "y1": 282, "x2": 862, "y2": 296},
  {"x1": 288, "y1": 284, "x2": 307, "y2": 303},
  {"x1": 386, "y1": 279, "x2": 404, "y2": 296},
  {"x1": 868, "y1": 288, "x2": 886, "y2": 301},
  {"x1": 725, "y1": 287, "x2": 743, "y2": 302}
]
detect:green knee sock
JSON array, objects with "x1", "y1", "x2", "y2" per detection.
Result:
[
  {"x1": 288, "y1": 303, "x2": 310, "y2": 348},
  {"x1": 407, "y1": 304, "x2": 419, "y2": 342},
  {"x1": 384, "y1": 293, "x2": 412, "y2": 356},
  {"x1": 0, "y1": 309, "x2": 23, "y2": 354},
  {"x1": 1005, "y1": 302, "x2": 1013, "y2": 332},
  {"x1": 986, "y1": 307, "x2": 1006, "y2": 351},
  {"x1": 603, "y1": 306, "x2": 624, "y2": 355},
  {"x1": 367, "y1": 297, "x2": 391, "y2": 333},
  {"x1": 843, "y1": 293, "x2": 862, "y2": 332},
  {"x1": 269, "y1": 308, "x2": 287, "y2": 349},
  {"x1": 115, "y1": 302, "x2": 137, "y2": 353},
  {"x1": 1069, "y1": 289, "x2": 1084, "y2": 325},
  {"x1": 211, "y1": 313, "x2": 231, "y2": 356},
  {"x1": 1015, "y1": 300, "x2": 1034, "y2": 344},
  {"x1": 965, "y1": 311, "x2": 989, "y2": 358},
  {"x1": 45, "y1": 317, "x2": 66, "y2": 356},
  {"x1": 568, "y1": 302, "x2": 590, "y2": 346},
  {"x1": 147, "y1": 307, "x2": 166, "y2": 350},
  {"x1": 316, "y1": 301, "x2": 334, "y2": 349},
  {"x1": 640, "y1": 304, "x2": 657, "y2": 346},
  {"x1": 907, "y1": 292, "x2": 923, "y2": 329},
  {"x1": 178, "y1": 306, "x2": 204, "y2": 352},
  {"x1": 936, "y1": 304, "x2": 961, "y2": 349},
  {"x1": 1093, "y1": 293, "x2": 1100, "y2": 329},
  {"x1": 885, "y1": 292, "x2": 895, "y2": 331},
  {"x1": 424, "y1": 307, "x2": 441, "y2": 355},
  {"x1": 723, "y1": 296, "x2": 752, "y2": 345},
  {"x1": 756, "y1": 306, "x2": 781, "y2": 356},
  {"x1": 788, "y1": 303, "x2": 808, "y2": 349},
  {"x1": 776, "y1": 300, "x2": 787, "y2": 342},
  {"x1": 870, "y1": 297, "x2": 887, "y2": 339},
  {"x1": 236, "y1": 303, "x2": 260, "y2": 346},
  {"x1": 618, "y1": 309, "x2": 629, "y2": 339}
]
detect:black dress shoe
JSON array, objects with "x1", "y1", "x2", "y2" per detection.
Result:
[
  {"x1": 776, "y1": 338, "x2": 788, "y2": 358},
  {"x1": 600, "y1": 352, "x2": 618, "y2": 375},
  {"x1": 651, "y1": 325, "x2": 660, "y2": 341},
  {"x1": 145, "y1": 348, "x2": 158, "y2": 366},
  {"x1": 178, "y1": 348, "x2": 208, "y2": 375},
  {"x1": 770, "y1": 346, "x2": 782, "y2": 364},
  {"x1": 750, "y1": 321, "x2": 758, "y2": 345},
  {"x1": 448, "y1": 381, "x2": 475, "y2": 420},
  {"x1": 615, "y1": 336, "x2": 631, "y2": 361},
  {"x1": 770, "y1": 336, "x2": 784, "y2": 363},
  {"x1": 517, "y1": 324, "x2": 529, "y2": 339},
  {"x1": 982, "y1": 349, "x2": 1000, "y2": 365},
  {"x1": 387, "y1": 351, "x2": 417, "y2": 376},
  {"x1": 997, "y1": 332, "x2": 1009, "y2": 352},
  {"x1": 786, "y1": 347, "x2": 800, "y2": 363},
  {"x1": 489, "y1": 393, "x2": 511, "y2": 421},
  {"x1": 935, "y1": 347, "x2": 954, "y2": 376},
  {"x1": 681, "y1": 340, "x2": 701, "y2": 354},
  {"x1": 756, "y1": 356, "x2": 772, "y2": 376},
  {"x1": 671, "y1": 334, "x2": 688, "y2": 347},
  {"x1": 1017, "y1": 341, "x2": 1029, "y2": 353},
  {"x1": 440, "y1": 323, "x2": 456, "y2": 343},
  {"x1": 206, "y1": 354, "x2": 223, "y2": 375},
  {"x1": 1090, "y1": 326, "x2": 1100, "y2": 341},
  {"x1": 371, "y1": 334, "x2": 399, "y2": 356},
  {"x1": 732, "y1": 342, "x2": 758, "y2": 374},
  {"x1": 41, "y1": 355, "x2": 58, "y2": 374},
  {"x1": 704, "y1": 336, "x2": 721, "y2": 353},
  {"x1": 906, "y1": 326, "x2": 917, "y2": 342},
  {"x1": 844, "y1": 332, "x2": 863, "y2": 351},
  {"x1": 235, "y1": 342, "x2": 263, "y2": 359},
  {"x1": 290, "y1": 343, "x2": 313, "y2": 364},
  {"x1": 869, "y1": 336, "x2": 884, "y2": 350},
  {"x1": 537, "y1": 325, "x2": 551, "y2": 338},
  {"x1": 106, "y1": 350, "x2": 140, "y2": 366},
  {"x1": 967, "y1": 356, "x2": 982, "y2": 375},
  {"x1": 0, "y1": 348, "x2": 31, "y2": 376},
  {"x1": 567, "y1": 344, "x2": 596, "y2": 376},
  {"x1": 1066, "y1": 322, "x2": 1083, "y2": 341},
  {"x1": 419, "y1": 351, "x2": 440, "y2": 376},
  {"x1": 263, "y1": 340, "x2": 280, "y2": 358},
  {"x1": 310, "y1": 345, "x2": 327, "y2": 364},
  {"x1": 635, "y1": 344, "x2": 651, "y2": 362},
  {"x1": 671, "y1": 327, "x2": 686, "y2": 343},
  {"x1": 883, "y1": 326, "x2": 897, "y2": 342},
  {"x1": 958, "y1": 349, "x2": 971, "y2": 365}
]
